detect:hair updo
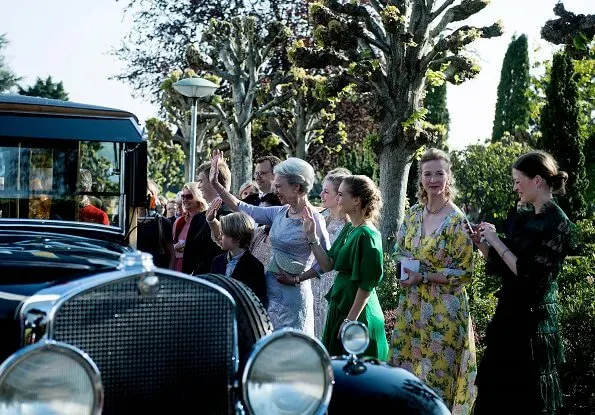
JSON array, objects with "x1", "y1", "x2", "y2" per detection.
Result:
[
  {"x1": 513, "y1": 150, "x2": 568, "y2": 195},
  {"x1": 342, "y1": 175, "x2": 382, "y2": 224}
]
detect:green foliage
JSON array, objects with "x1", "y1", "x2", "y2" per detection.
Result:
[
  {"x1": 451, "y1": 138, "x2": 531, "y2": 225},
  {"x1": 145, "y1": 118, "x2": 186, "y2": 193},
  {"x1": 492, "y1": 34, "x2": 531, "y2": 141},
  {"x1": 0, "y1": 34, "x2": 20, "y2": 93},
  {"x1": 18, "y1": 76, "x2": 69, "y2": 100},
  {"x1": 79, "y1": 142, "x2": 119, "y2": 193},
  {"x1": 540, "y1": 51, "x2": 588, "y2": 221},
  {"x1": 336, "y1": 134, "x2": 379, "y2": 181},
  {"x1": 557, "y1": 255, "x2": 595, "y2": 412}
]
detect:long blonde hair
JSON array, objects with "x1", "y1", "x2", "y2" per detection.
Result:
[{"x1": 183, "y1": 182, "x2": 208, "y2": 212}]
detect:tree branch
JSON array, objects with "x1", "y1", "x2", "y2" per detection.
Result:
[
  {"x1": 430, "y1": 0, "x2": 490, "y2": 38},
  {"x1": 250, "y1": 90, "x2": 294, "y2": 122}
]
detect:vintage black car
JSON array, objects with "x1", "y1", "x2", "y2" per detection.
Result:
[{"x1": 0, "y1": 94, "x2": 450, "y2": 414}]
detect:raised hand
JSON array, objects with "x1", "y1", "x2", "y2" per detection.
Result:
[
  {"x1": 302, "y1": 206, "x2": 317, "y2": 240},
  {"x1": 206, "y1": 197, "x2": 222, "y2": 222},
  {"x1": 209, "y1": 149, "x2": 223, "y2": 186}
]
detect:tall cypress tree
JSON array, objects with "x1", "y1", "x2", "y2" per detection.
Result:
[
  {"x1": 492, "y1": 34, "x2": 531, "y2": 141},
  {"x1": 540, "y1": 51, "x2": 587, "y2": 220}
]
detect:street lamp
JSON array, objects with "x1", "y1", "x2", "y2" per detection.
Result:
[{"x1": 172, "y1": 77, "x2": 219, "y2": 182}]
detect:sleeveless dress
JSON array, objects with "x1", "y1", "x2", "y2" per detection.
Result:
[{"x1": 311, "y1": 217, "x2": 346, "y2": 338}]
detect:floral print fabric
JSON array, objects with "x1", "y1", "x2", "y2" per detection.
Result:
[{"x1": 390, "y1": 204, "x2": 477, "y2": 414}]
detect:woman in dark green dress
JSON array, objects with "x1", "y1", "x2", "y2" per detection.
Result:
[
  {"x1": 301, "y1": 175, "x2": 388, "y2": 360},
  {"x1": 470, "y1": 151, "x2": 573, "y2": 414}
]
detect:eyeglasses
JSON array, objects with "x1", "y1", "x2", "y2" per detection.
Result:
[
  {"x1": 181, "y1": 194, "x2": 193, "y2": 200},
  {"x1": 253, "y1": 171, "x2": 272, "y2": 178}
]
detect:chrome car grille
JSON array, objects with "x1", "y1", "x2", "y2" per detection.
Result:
[{"x1": 51, "y1": 274, "x2": 236, "y2": 414}]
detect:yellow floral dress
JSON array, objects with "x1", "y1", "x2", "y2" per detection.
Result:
[{"x1": 389, "y1": 204, "x2": 477, "y2": 415}]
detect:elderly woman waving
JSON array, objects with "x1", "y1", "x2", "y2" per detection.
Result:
[{"x1": 208, "y1": 151, "x2": 329, "y2": 336}]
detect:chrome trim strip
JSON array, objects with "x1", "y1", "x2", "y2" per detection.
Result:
[
  {"x1": 241, "y1": 328, "x2": 334, "y2": 415},
  {"x1": 0, "y1": 339, "x2": 104, "y2": 415}
]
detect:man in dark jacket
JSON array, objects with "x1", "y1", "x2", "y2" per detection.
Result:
[{"x1": 182, "y1": 160, "x2": 232, "y2": 275}]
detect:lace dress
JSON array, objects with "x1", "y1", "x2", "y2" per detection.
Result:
[
  {"x1": 312, "y1": 218, "x2": 346, "y2": 338},
  {"x1": 249, "y1": 226, "x2": 273, "y2": 268},
  {"x1": 473, "y1": 200, "x2": 573, "y2": 414}
]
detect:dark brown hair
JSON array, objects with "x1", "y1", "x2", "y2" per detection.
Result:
[
  {"x1": 255, "y1": 155, "x2": 282, "y2": 171},
  {"x1": 513, "y1": 150, "x2": 568, "y2": 195},
  {"x1": 342, "y1": 175, "x2": 382, "y2": 224}
]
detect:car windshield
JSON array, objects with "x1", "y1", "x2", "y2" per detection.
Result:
[{"x1": 0, "y1": 139, "x2": 123, "y2": 228}]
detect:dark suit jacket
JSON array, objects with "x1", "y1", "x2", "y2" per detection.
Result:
[
  {"x1": 182, "y1": 204, "x2": 233, "y2": 275},
  {"x1": 211, "y1": 250, "x2": 267, "y2": 306}
]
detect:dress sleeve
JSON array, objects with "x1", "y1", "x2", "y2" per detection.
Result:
[
  {"x1": 351, "y1": 229, "x2": 384, "y2": 291},
  {"x1": 434, "y1": 216, "x2": 474, "y2": 286},
  {"x1": 237, "y1": 201, "x2": 284, "y2": 226},
  {"x1": 516, "y1": 214, "x2": 571, "y2": 281}
]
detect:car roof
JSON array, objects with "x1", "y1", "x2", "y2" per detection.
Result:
[
  {"x1": 0, "y1": 94, "x2": 140, "y2": 122},
  {"x1": 0, "y1": 94, "x2": 144, "y2": 143}
]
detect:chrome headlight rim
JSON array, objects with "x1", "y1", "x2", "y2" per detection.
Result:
[
  {"x1": 241, "y1": 328, "x2": 334, "y2": 415},
  {"x1": 0, "y1": 340, "x2": 103, "y2": 415},
  {"x1": 340, "y1": 321, "x2": 370, "y2": 356}
]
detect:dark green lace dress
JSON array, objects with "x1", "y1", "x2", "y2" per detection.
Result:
[{"x1": 474, "y1": 200, "x2": 573, "y2": 414}]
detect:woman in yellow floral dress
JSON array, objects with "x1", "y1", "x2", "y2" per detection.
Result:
[{"x1": 389, "y1": 148, "x2": 477, "y2": 415}]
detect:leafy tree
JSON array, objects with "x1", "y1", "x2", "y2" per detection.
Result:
[
  {"x1": 292, "y1": 0, "x2": 502, "y2": 244},
  {"x1": 574, "y1": 60, "x2": 595, "y2": 214},
  {"x1": 492, "y1": 34, "x2": 530, "y2": 141},
  {"x1": 145, "y1": 118, "x2": 186, "y2": 193},
  {"x1": 261, "y1": 66, "x2": 348, "y2": 160},
  {"x1": 451, "y1": 137, "x2": 531, "y2": 226},
  {"x1": 18, "y1": 76, "x2": 69, "y2": 100},
  {"x1": 540, "y1": 51, "x2": 587, "y2": 221},
  {"x1": 184, "y1": 16, "x2": 292, "y2": 193},
  {"x1": 0, "y1": 34, "x2": 20, "y2": 92},
  {"x1": 114, "y1": 0, "x2": 309, "y2": 100},
  {"x1": 541, "y1": 3, "x2": 595, "y2": 59}
]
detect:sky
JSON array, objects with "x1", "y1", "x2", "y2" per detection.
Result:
[{"x1": 1, "y1": 0, "x2": 593, "y2": 150}]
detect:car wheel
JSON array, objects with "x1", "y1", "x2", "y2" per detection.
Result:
[{"x1": 199, "y1": 273, "x2": 273, "y2": 366}]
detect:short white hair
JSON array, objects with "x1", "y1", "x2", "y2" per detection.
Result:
[{"x1": 274, "y1": 157, "x2": 315, "y2": 194}]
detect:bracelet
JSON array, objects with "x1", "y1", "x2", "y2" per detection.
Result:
[
  {"x1": 500, "y1": 248, "x2": 511, "y2": 259},
  {"x1": 343, "y1": 318, "x2": 352, "y2": 324},
  {"x1": 421, "y1": 272, "x2": 429, "y2": 284},
  {"x1": 308, "y1": 237, "x2": 320, "y2": 246}
]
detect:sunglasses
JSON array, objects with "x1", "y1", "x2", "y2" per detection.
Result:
[{"x1": 181, "y1": 194, "x2": 193, "y2": 200}]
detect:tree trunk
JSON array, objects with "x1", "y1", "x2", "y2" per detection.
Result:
[
  {"x1": 229, "y1": 123, "x2": 253, "y2": 195},
  {"x1": 378, "y1": 139, "x2": 413, "y2": 250}
]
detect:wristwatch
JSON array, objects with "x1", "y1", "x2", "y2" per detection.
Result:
[{"x1": 421, "y1": 272, "x2": 429, "y2": 284}]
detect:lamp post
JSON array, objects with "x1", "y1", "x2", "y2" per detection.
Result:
[{"x1": 172, "y1": 77, "x2": 218, "y2": 182}]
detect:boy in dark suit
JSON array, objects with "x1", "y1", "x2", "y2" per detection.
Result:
[{"x1": 211, "y1": 212, "x2": 267, "y2": 306}]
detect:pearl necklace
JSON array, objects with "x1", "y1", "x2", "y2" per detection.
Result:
[{"x1": 425, "y1": 200, "x2": 449, "y2": 215}]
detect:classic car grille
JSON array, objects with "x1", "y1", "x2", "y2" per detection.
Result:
[{"x1": 52, "y1": 274, "x2": 236, "y2": 414}]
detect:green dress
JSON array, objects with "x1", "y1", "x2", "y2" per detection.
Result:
[{"x1": 321, "y1": 223, "x2": 389, "y2": 360}]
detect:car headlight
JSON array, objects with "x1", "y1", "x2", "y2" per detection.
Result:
[
  {"x1": 0, "y1": 340, "x2": 103, "y2": 415},
  {"x1": 242, "y1": 329, "x2": 333, "y2": 415},
  {"x1": 340, "y1": 321, "x2": 370, "y2": 356}
]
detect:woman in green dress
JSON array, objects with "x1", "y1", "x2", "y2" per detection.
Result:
[
  {"x1": 301, "y1": 175, "x2": 388, "y2": 360},
  {"x1": 471, "y1": 151, "x2": 573, "y2": 414}
]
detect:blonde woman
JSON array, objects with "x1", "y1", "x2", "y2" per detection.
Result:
[
  {"x1": 389, "y1": 148, "x2": 477, "y2": 414},
  {"x1": 172, "y1": 182, "x2": 208, "y2": 273}
]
